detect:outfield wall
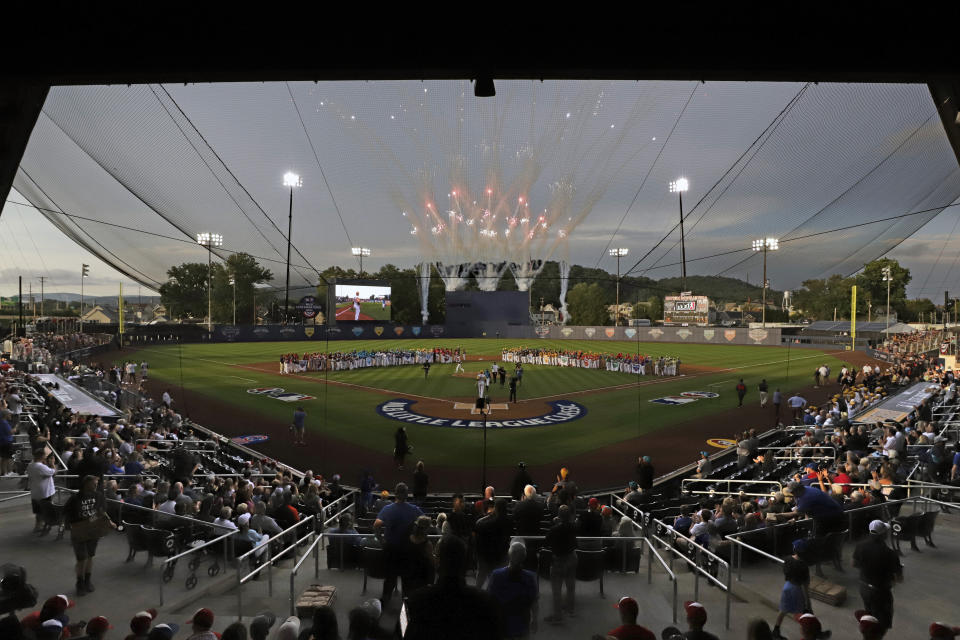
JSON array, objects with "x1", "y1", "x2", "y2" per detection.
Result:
[{"x1": 145, "y1": 323, "x2": 783, "y2": 346}]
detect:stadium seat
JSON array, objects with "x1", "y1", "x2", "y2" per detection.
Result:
[
  {"x1": 361, "y1": 546, "x2": 387, "y2": 595},
  {"x1": 917, "y1": 510, "x2": 939, "y2": 548},
  {"x1": 575, "y1": 549, "x2": 605, "y2": 595},
  {"x1": 124, "y1": 522, "x2": 151, "y2": 562},
  {"x1": 892, "y1": 513, "x2": 922, "y2": 554}
]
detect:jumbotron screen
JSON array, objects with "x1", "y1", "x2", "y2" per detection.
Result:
[
  {"x1": 334, "y1": 282, "x2": 392, "y2": 321},
  {"x1": 663, "y1": 295, "x2": 710, "y2": 326}
]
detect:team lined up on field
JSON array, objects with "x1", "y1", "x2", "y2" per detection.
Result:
[
  {"x1": 501, "y1": 348, "x2": 681, "y2": 376},
  {"x1": 279, "y1": 347, "x2": 465, "y2": 374}
]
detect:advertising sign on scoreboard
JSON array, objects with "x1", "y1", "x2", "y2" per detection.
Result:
[{"x1": 664, "y1": 295, "x2": 710, "y2": 326}]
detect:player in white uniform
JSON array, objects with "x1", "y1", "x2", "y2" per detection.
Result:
[
  {"x1": 477, "y1": 372, "x2": 487, "y2": 399},
  {"x1": 353, "y1": 293, "x2": 361, "y2": 321},
  {"x1": 454, "y1": 353, "x2": 464, "y2": 374}
]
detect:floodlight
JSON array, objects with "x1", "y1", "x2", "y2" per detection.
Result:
[
  {"x1": 282, "y1": 172, "x2": 302, "y2": 188},
  {"x1": 196, "y1": 232, "x2": 223, "y2": 247},
  {"x1": 668, "y1": 177, "x2": 689, "y2": 193},
  {"x1": 609, "y1": 248, "x2": 629, "y2": 257},
  {"x1": 351, "y1": 247, "x2": 371, "y2": 257}
]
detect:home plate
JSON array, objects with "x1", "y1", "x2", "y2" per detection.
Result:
[{"x1": 453, "y1": 402, "x2": 510, "y2": 415}]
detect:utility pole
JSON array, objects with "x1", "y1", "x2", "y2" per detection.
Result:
[
  {"x1": 881, "y1": 265, "x2": 892, "y2": 335},
  {"x1": 39, "y1": 276, "x2": 45, "y2": 317},
  {"x1": 29, "y1": 282, "x2": 34, "y2": 321},
  {"x1": 18, "y1": 276, "x2": 24, "y2": 337}
]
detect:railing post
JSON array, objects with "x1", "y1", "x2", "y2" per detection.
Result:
[
  {"x1": 159, "y1": 561, "x2": 165, "y2": 607},
  {"x1": 725, "y1": 561, "x2": 732, "y2": 630},
  {"x1": 236, "y1": 558, "x2": 243, "y2": 621},
  {"x1": 647, "y1": 540, "x2": 653, "y2": 584},
  {"x1": 268, "y1": 543, "x2": 273, "y2": 597},
  {"x1": 693, "y1": 548, "x2": 700, "y2": 601}
]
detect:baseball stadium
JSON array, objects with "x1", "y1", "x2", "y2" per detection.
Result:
[{"x1": 2, "y1": 16, "x2": 960, "y2": 640}]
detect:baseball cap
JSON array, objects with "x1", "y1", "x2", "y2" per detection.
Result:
[
  {"x1": 931, "y1": 622, "x2": 960, "y2": 638},
  {"x1": 361, "y1": 598, "x2": 382, "y2": 621},
  {"x1": 44, "y1": 594, "x2": 75, "y2": 613},
  {"x1": 38, "y1": 619, "x2": 64, "y2": 640},
  {"x1": 660, "y1": 627, "x2": 685, "y2": 640},
  {"x1": 588, "y1": 497, "x2": 599, "y2": 509},
  {"x1": 250, "y1": 611, "x2": 277, "y2": 636},
  {"x1": 795, "y1": 613, "x2": 821, "y2": 633},
  {"x1": 628, "y1": 481, "x2": 638, "y2": 490},
  {"x1": 792, "y1": 538, "x2": 808, "y2": 553},
  {"x1": 684, "y1": 601, "x2": 707, "y2": 625},
  {"x1": 854, "y1": 610, "x2": 880, "y2": 634},
  {"x1": 614, "y1": 596, "x2": 639, "y2": 618},
  {"x1": 187, "y1": 608, "x2": 214, "y2": 628},
  {"x1": 87, "y1": 616, "x2": 113, "y2": 634},
  {"x1": 131, "y1": 609, "x2": 159, "y2": 634},
  {"x1": 869, "y1": 520, "x2": 889, "y2": 535},
  {"x1": 237, "y1": 513, "x2": 251, "y2": 526},
  {"x1": 148, "y1": 623, "x2": 181, "y2": 640}
]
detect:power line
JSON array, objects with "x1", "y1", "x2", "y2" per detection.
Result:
[
  {"x1": 285, "y1": 82, "x2": 357, "y2": 265},
  {"x1": 636, "y1": 84, "x2": 811, "y2": 277},
  {"x1": 594, "y1": 82, "x2": 698, "y2": 268},
  {"x1": 155, "y1": 84, "x2": 326, "y2": 285}
]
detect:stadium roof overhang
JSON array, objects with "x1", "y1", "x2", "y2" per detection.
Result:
[{"x1": 2, "y1": 9, "x2": 960, "y2": 227}]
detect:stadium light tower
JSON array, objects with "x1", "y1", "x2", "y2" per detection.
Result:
[
  {"x1": 229, "y1": 275, "x2": 236, "y2": 326},
  {"x1": 668, "y1": 178, "x2": 690, "y2": 291},
  {"x1": 609, "y1": 248, "x2": 629, "y2": 327},
  {"x1": 80, "y1": 263, "x2": 89, "y2": 333},
  {"x1": 197, "y1": 232, "x2": 223, "y2": 333},
  {"x1": 881, "y1": 265, "x2": 892, "y2": 335},
  {"x1": 352, "y1": 247, "x2": 371, "y2": 276},
  {"x1": 751, "y1": 237, "x2": 779, "y2": 328},
  {"x1": 282, "y1": 171, "x2": 302, "y2": 324}
]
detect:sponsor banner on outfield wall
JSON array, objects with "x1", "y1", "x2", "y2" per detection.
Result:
[
  {"x1": 545, "y1": 326, "x2": 780, "y2": 345},
  {"x1": 375, "y1": 398, "x2": 587, "y2": 429}
]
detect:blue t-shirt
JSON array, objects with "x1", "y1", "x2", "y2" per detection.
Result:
[
  {"x1": 125, "y1": 461, "x2": 144, "y2": 476},
  {"x1": 796, "y1": 486, "x2": 843, "y2": 519},
  {"x1": 953, "y1": 452, "x2": 960, "y2": 468},
  {"x1": 293, "y1": 410, "x2": 306, "y2": 429},
  {"x1": 376, "y1": 501, "x2": 423, "y2": 546},
  {"x1": 487, "y1": 566, "x2": 538, "y2": 637},
  {"x1": 0, "y1": 419, "x2": 12, "y2": 445}
]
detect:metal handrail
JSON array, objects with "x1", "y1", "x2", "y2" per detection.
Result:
[
  {"x1": 648, "y1": 530, "x2": 732, "y2": 630},
  {"x1": 642, "y1": 537, "x2": 677, "y2": 623},
  {"x1": 236, "y1": 513, "x2": 320, "y2": 619},
  {"x1": 681, "y1": 478, "x2": 783, "y2": 497},
  {"x1": 0, "y1": 492, "x2": 31, "y2": 504}
]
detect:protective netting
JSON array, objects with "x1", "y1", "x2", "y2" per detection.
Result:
[{"x1": 11, "y1": 81, "x2": 960, "y2": 294}]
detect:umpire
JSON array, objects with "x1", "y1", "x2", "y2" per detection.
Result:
[{"x1": 852, "y1": 520, "x2": 903, "y2": 635}]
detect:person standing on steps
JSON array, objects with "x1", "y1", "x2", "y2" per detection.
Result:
[
  {"x1": 394, "y1": 427, "x2": 410, "y2": 470},
  {"x1": 65, "y1": 475, "x2": 115, "y2": 596},
  {"x1": 736, "y1": 379, "x2": 747, "y2": 408}
]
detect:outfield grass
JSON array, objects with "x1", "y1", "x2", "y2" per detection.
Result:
[{"x1": 124, "y1": 339, "x2": 850, "y2": 467}]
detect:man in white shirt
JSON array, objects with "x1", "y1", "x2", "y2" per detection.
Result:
[
  {"x1": 27, "y1": 448, "x2": 57, "y2": 533},
  {"x1": 477, "y1": 372, "x2": 487, "y2": 400},
  {"x1": 162, "y1": 390, "x2": 172, "y2": 408},
  {"x1": 213, "y1": 507, "x2": 238, "y2": 531}
]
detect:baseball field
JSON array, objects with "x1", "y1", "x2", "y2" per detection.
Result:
[{"x1": 119, "y1": 338, "x2": 874, "y2": 491}]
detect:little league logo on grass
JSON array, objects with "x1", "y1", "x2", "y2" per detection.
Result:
[
  {"x1": 376, "y1": 399, "x2": 587, "y2": 429},
  {"x1": 247, "y1": 387, "x2": 315, "y2": 402},
  {"x1": 650, "y1": 391, "x2": 719, "y2": 406}
]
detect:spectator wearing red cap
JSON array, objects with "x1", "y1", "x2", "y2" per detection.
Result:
[
  {"x1": 186, "y1": 608, "x2": 216, "y2": 640},
  {"x1": 578, "y1": 498, "x2": 604, "y2": 550},
  {"x1": 607, "y1": 596, "x2": 654, "y2": 640},
  {"x1": 74, "y1": 616, "x2": 113, "y2": 640},
  {"x1": 931, "y1": 623, "x2": 960, "y2": 639},
  {"x1": 854, "y1": 611, "x2": 883, "y2": 640},
  {"x1": 794, "y1": 613, "x2": 822, "y2": 640},
  {"x1": 127, "y1": 610, "x2": 158, "y2": 640},
  {"x1": 20, "y1": 594, "x2": 76, "y2": 637},
  {"x1": 683, "y1": 601, "x2": 718, "y2": 640},
  {"x1": 852, "y1": 520, "x2": 902, "y2": 635}
]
